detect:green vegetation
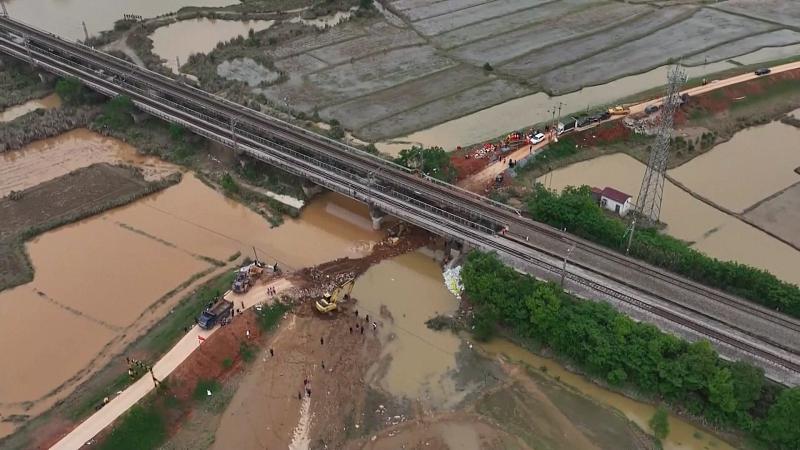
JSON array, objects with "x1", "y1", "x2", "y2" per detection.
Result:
[
  {"x1": 461, "y1": 251, "x2": 800, "y2": 447},
  {"x1": 239, "y1": 341, "x2": 257, "y2": 362},
  {"x1": 98, "y1": 405, "x2": 166, "y2": 450},
  {"x1": 483, "y1": 62, "x2": 493, "y2": 72},
  {"x1": 54, "y1": 77, "x2": 87, "y2": 105},
  {"x1": 527, "y1": 185, "x2": 800, "y2": 318},
  {"x1": 649, "y1": 407, "x2": 670, "y2": 441},
  {"x1": 193, "y1": 379, "x2": 222, "y2": 402},
  {"x1": 95, "y1": 95, "x2": 134, "y2": 131},
  {"x1": 256, "y1": 302, "x2": 290, "y2": 332},
  {"x1": 395, "y1": 146, "x2": 457, "y2": 182},
  {"x1": 220, "y1": 172, "x2": 240, "y2": 195},
  {"x1": 518, "y1": 139, "x2": 578, "y2": 174}
]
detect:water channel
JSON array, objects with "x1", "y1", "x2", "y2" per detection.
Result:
[
  {"x1": 376, "y1": 44, "x2": 800, "y2": 155},
  {"x1": 0, "y1": 130, "x2": 381, "y2": 436},
  {"x1": 351, "y1": 251, "x2": 735, "y2": 449},
  {"x1": 150, "y1": 18, "x2": 275, "y2": 74},
  {"x1": 2, "y1": 0, "x2": 236, "y2": 42},
  {"x1": 0, "y1": 93, "x2": 60, "y2": 123}
]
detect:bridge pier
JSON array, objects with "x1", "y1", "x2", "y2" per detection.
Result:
[
  {"x1": 369, "y1": 204, "x2": 386, "y2": 230},
  {"x1": 38, "y1": 72, "x2": 56, "y2": 84},
  {"x1": 131, "y1": 110, "x2": 150, "y2": 124},
  {"x1": 301, "y1": 181, "x2": 324, "y2": 199}
]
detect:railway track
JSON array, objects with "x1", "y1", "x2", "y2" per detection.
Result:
[{"x1": 3, "y1": 16, "x2": 799, "y2": 380}]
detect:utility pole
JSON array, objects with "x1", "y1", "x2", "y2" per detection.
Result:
[
  {"x1": 175, "y1": 55, "x2": 181, "y2": 73},
  {"x1": 1, "y1": 1, "x2": 8, "y2": 17},
  {"x1": 560, "y1": 243, "x2": 575, "y2": 287},
  {"x1": 23, "y1": 34, "x2": 34, "y2": 66},
  {"x1": 230, "y1": 116, "x2": 238, "y2": 151},
  {"x1": 82, "y1": 21, "x2": 89, "y2": 43},
  {"x1": 624, "y1": 217, "x2": 636, "y2": 255}
]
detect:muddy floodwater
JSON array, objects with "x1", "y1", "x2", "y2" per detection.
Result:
[
  {"x1": 355, "y1": 251, "x2": 463, "y2": 408},
  {"x1": 0, "y1": 93, "x2": 61, "y2": 122},
  {"x1": 669, "y1": 121, "x2": 800, "y2": 212},
  {"x1": 0, "y1": 128, "x2": 169, "y2": 196},
  {"x1": 479, "y1": 339, "x2": 736, "y2": 450},
  {"x1": 2, "y1": 0, "x2": 235, "y2": 41},
  {"x1": 151, "y1": 18, "x2": 275, "y2": 74},
  {"x1": 543, "y1": 152, "x2": 800, "y2": 286},
  {"x1": 0, "y1": 135, "x2": 381, "y2": 436}
]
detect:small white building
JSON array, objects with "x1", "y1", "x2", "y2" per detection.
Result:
[{"x1": 594, "y1": 186, "x2": 632, "y2": 216}]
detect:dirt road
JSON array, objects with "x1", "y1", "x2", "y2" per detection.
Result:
[
  {"x1": 460, "y1": 60, "x2": 800, "y2": 193},
  {"x1": 49, "y1": 277, "x2": 293, "y2": 450}
]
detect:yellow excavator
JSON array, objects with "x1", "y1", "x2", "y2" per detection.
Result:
[{"x1": 315, "y1": 279, "x2": 355, "y2": 313}]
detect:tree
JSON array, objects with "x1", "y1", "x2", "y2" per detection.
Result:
[
  {"x1": 649, "y1": 407, "x2": 670, "y2": 441},
  {"x1": 220, "y1": 173, "x2": 239, "y2": 195},
  {"x1": 483, "y1": 62, "x2": 493, "y2": 71},
  {"x1": 359, "y1": 0, "x2": 374, "y2": 9},
  {"x1": 472, "y1": 303, "x2": 499, "y2": 341},
  {"x1": 96, "y1": 95, "x2": 134, "y2": 131},
  {"x1": 395, "y1": 146, "x2": 456, "y2": 182},
  {"x1": 168, "y1": 123, "x2": 186, "y2": 142},
  {"x1": 55, "y1": 77, "x2": 84, "y2": 105},
  {"x1": 759, "y1": 388, "x2": 800, "y2": 449}
]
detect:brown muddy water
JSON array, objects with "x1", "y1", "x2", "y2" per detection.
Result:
[
  {"x1": 0, "y1": 128, "x2": 169, "y2": 196},
  {"x1": 150, "y1": 18, "x2": 275, "y2": 74},
  {"x1": 2, "y1": 0, "x2": 235, "y2": 41},
  {"x1": 355, "y1": 250, "x2": 464, "y2": 408},
  {"x1": 669, "y1": 121, "x2": 800, "y2": 212},
  {"x1": 0, "y1": 93, "x2": 61, "y2": 123},
  {"x1": 0, "y1": 136, "x2": 380, "y2": 436},
  {"x1": 543, "y1": 152, "x2": 800, "y2": 286},
  {"x1": 351, "y1": 251, "x2": 728, "y2": 449},
  {"x1": 480, "y1": 339, "x2": 736, "y2": 450}
]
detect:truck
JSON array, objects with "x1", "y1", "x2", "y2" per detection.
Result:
[{"x1": 197, "y1": 297, "x2": 233, "y2": 330}]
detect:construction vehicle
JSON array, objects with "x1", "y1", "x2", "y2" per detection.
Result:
[
  {"x1": 608, "y1": 105, "x2": 631, "y2": 115},
  {"x1": 315, "y1": 278, "x2": 355, "y2": 313},
  {"x1": 197, "y1": 297, "x2": 233, "y2": 329},
  {"x1": 231, "y1": 247, "x2": 267, "y2": 293}
]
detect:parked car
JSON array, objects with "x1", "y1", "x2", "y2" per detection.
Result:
[
  {"x1": 577, "y1": 116, "x2": 593, "y2": 128},
  {"x1": 530, "y1": 132, "x2": 546, "y2": 144},
  {"x1": 644, "y1": 104, "x2": 660, "y2": 114},
  {"x1": 754, "y1": 68, "x2": 771, "y2": 76}
]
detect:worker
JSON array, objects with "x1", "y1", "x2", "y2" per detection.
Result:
[{"x1": 320, "y1": 336, "x2": 324, "y2": 346}]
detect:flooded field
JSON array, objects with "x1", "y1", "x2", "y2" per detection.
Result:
[
  {"x1": 151, "y1": 18, "x2": 275, "y2": 74},
  {"x1": 669, "y1": 121, "x2": 800, "y2": 212},
  {"x1": 2, "y1": 0, "x2": 235, "y2": 41},
  {"x1": 0, "y1": 93, "x2": 60, "y2": 123},
  {"x1": 375, "y1": 60, "x2": 740, "y2": 155},
  {"x1": 543, "y1": 152, "x2": 800, "y2": 286},
  {"x1": 479, "y1": 339, "x2": 735, "y2": 450},
  {"x1": 0, "y1": 134, "x2": 381, "y2": 436},
  {"x1": 354, "y1": 251, "x2": 464, "y2": 408},
  {"x1": 0, "y1": 128, "x2": 168, "y2": 196}
]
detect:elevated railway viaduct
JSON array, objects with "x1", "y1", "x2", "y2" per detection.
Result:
[{"x1": 2, "y1": 15, "x2": 799, "y2": 385}]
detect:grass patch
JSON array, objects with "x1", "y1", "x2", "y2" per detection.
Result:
[
  {"x1": 239, "y1": 341, "x2": 257, "y2": 362},
  {"x1": 193, "y1": 379, "x2": 222, "y2": 402},
  {"x1": 222, "y1": 358, "x2": 233, "y2": 369},
  {"x1": 97, "y1": 404, "x2": 167, "y2": 450}
]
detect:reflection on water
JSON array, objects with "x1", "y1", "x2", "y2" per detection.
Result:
[
  {"x1": 355, "y1": 251, "x2": 462, "y2": 407},
  {"x1": 3, "y1": 0, "x2": 235, "y2": 41},
  {"x1": 669, "y1": 121, "x2": 800, "y2": 212},
  {"x1": 150, "y1": 18, "x2": 275, "y2": 74},
  {"x1": 479, "y1": 339, "x2": 736, "y2": 450},
  {"x1": 0, "y1": 93, "x2": 61, "y2": 122}
]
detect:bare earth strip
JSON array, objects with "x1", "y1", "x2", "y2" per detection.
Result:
[
  {"x1": 684, "y1": 29, "x2": 800, "y2": 66},
  {"x1": 411, "y1": 0, "x2": 552, "y2": 36},
  {"x1": 308, "y1": 28, "x2": 423, "y2": 65},
  {"x1": 499, "y1": 5, "x2": 695, "y2": 81},
  {"x1": 715, "y1": 0, "x2": 800, "y2": 29},
  {"x1": 320, "y1": 65, "x2": 490, "y2": 130},
  {"x1": 357, "y1": 78, "x2": 531, "y2": 140},
  {"x1": 539, "y1": 8, "x2": 777, "y2": 93},
  {"x1": 449, "y1": 1, "x2": 651, "y2": 65},
  {"x1": 430, "y1": 0, "x2": 595, "y2": 49},
  {"x1": 264, "y1": 46, "x2": 457, "y2": 110},
  {"x1": 401, "y1": 0, "x2": 492, "y2": 21},
  {"x1": 744, "y1": 182, "x2": 800, "y2": 249}
]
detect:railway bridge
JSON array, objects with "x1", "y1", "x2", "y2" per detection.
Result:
[{"x1": 2, "y1": 15, "x2": 800, "y2": 385}]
